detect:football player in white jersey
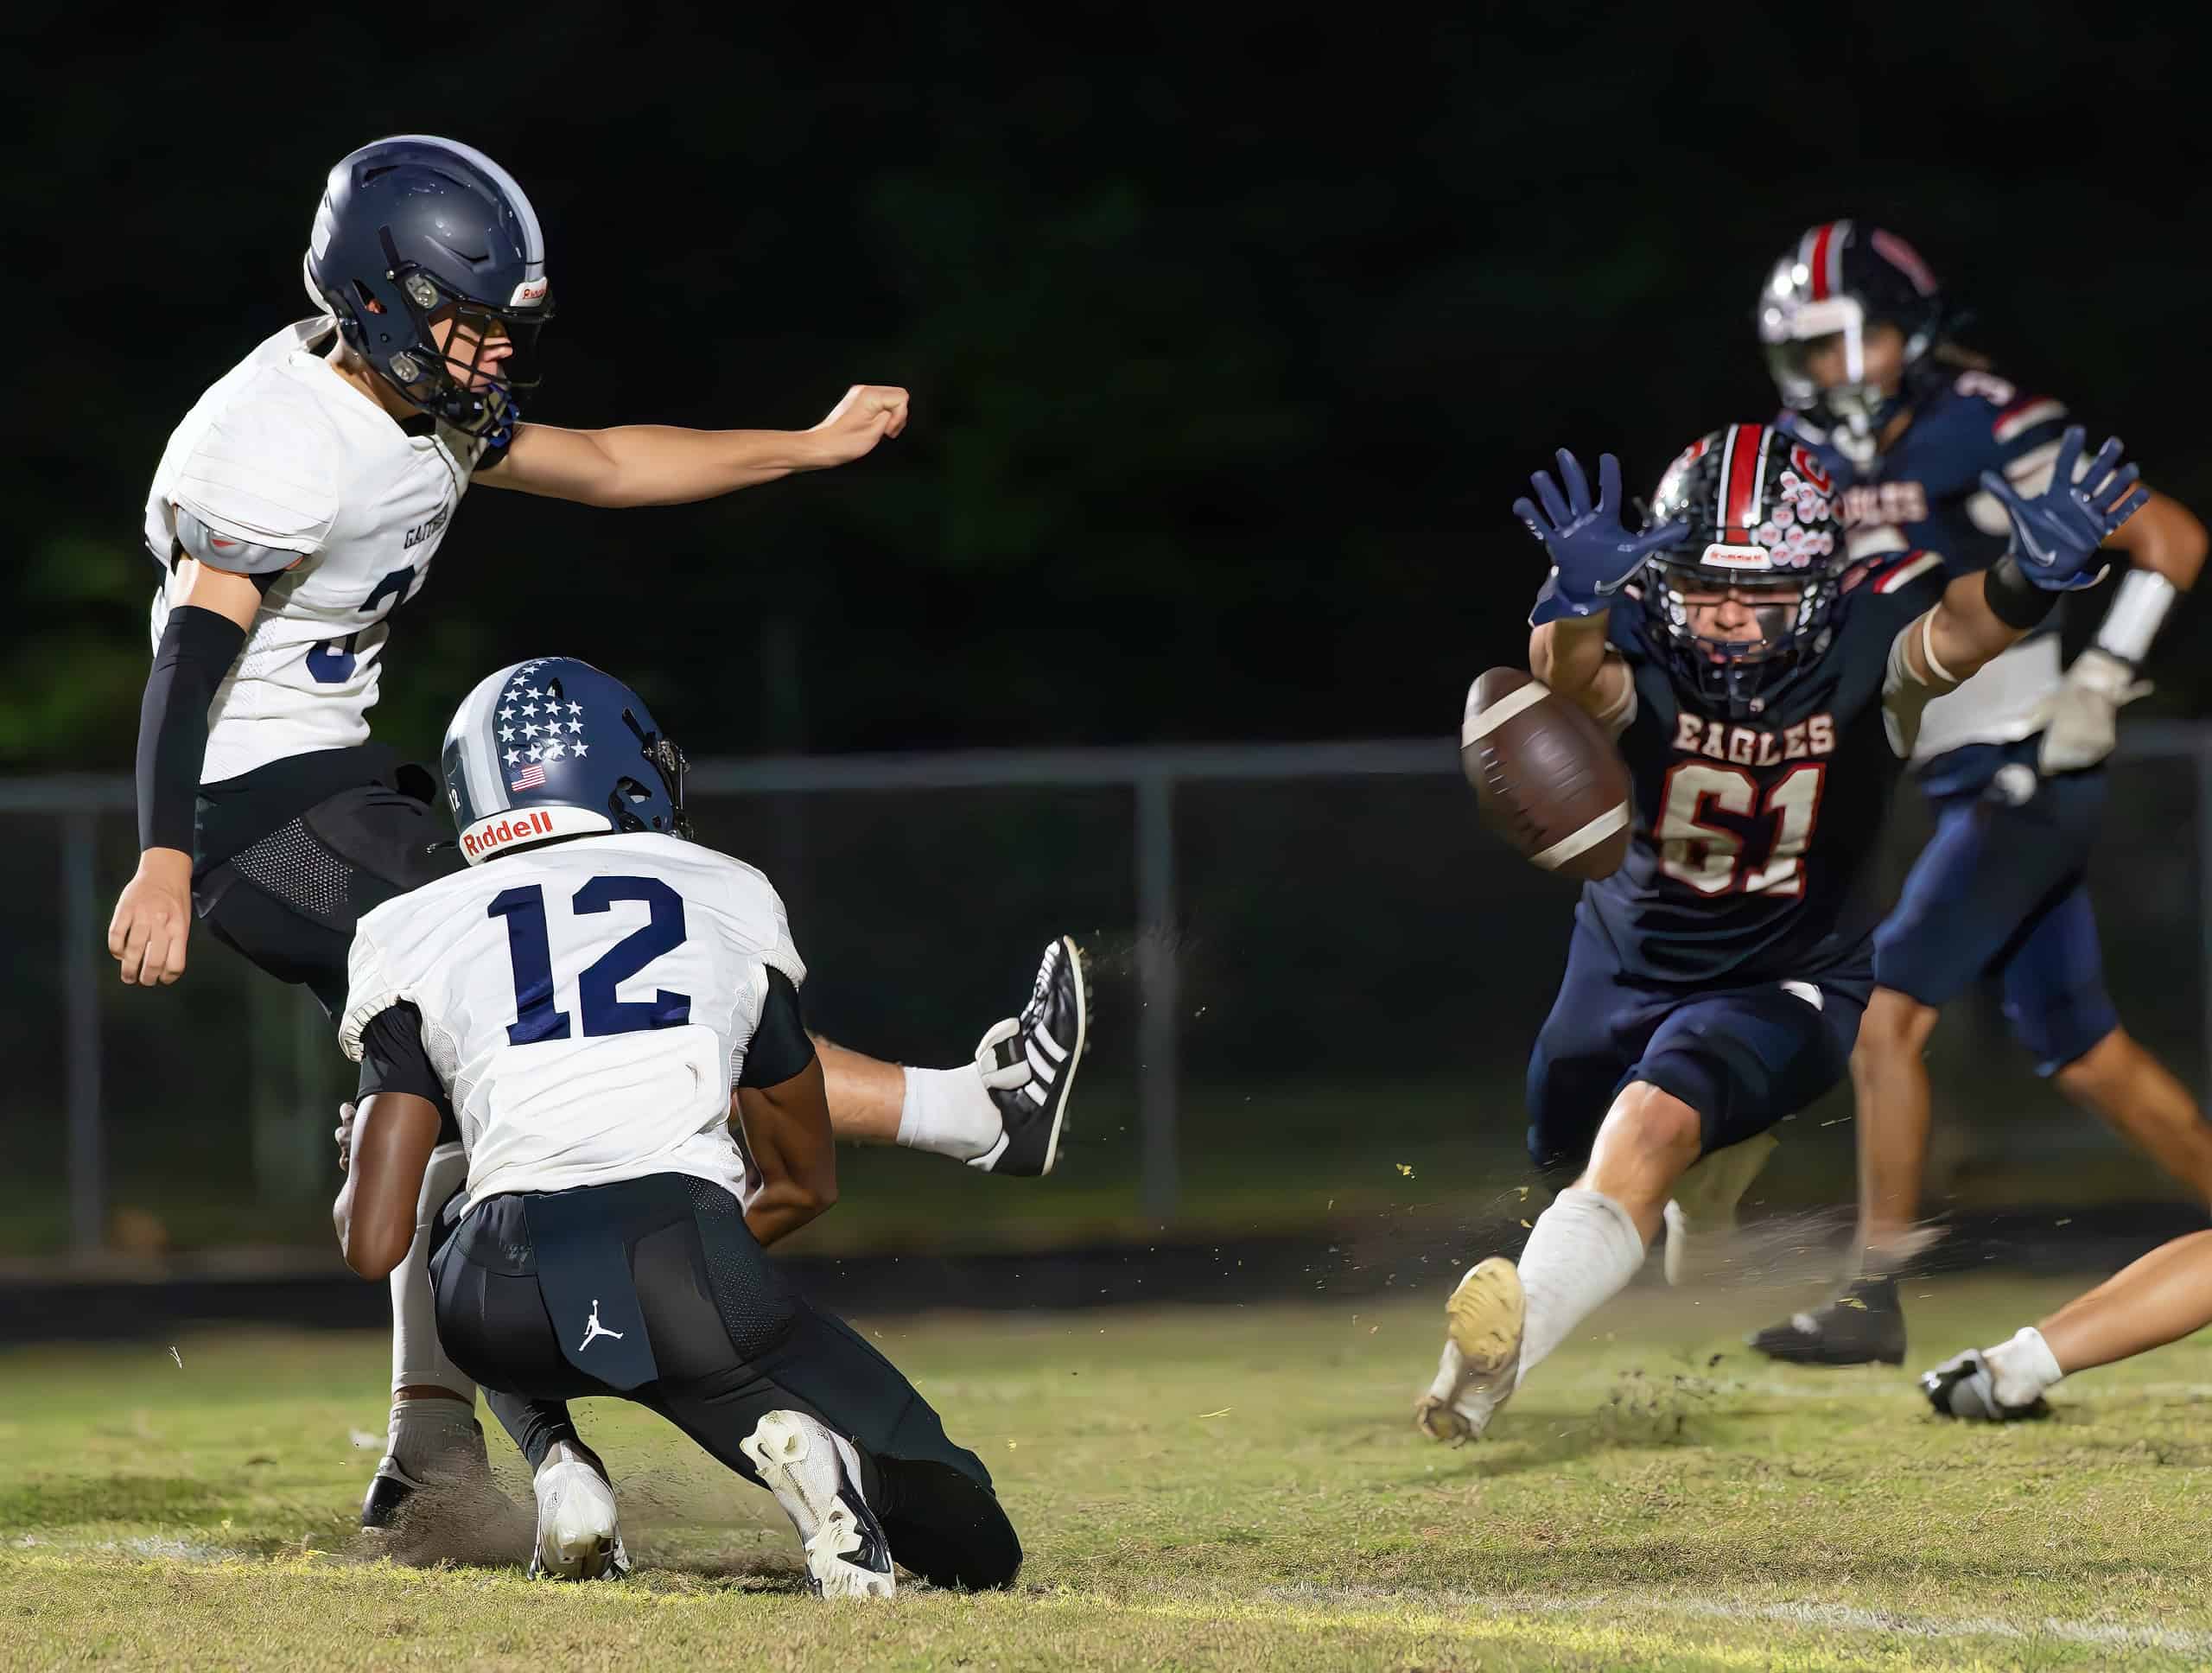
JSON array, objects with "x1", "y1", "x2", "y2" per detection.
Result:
[
  {"x1": 332, "y1": 658, "x2": 1021, "y2": 1593},
  {"x1": 106, "y1": 137, "x2": 1090, "y2": 1528}
]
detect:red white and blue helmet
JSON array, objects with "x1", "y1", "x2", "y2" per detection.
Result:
[
  {"x1": 1637, "y1": 423, "x2": 1850, "y2": 718},
  {"x1": 441, "y1": 658, "x2": 690, "y2": 865},
  {"x1": 1756, "y1": 220, "x2": 1948, "y2": 442}
]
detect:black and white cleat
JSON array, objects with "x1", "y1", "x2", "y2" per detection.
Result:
[
  {"x1": 1749, "y1": 1274, "x2": 1908, "y2": 1367},
  {"x1": 359, "y1": 1455, "x2": 425, "y2": 1531},
  {"x1": 1921, "y1": 1349, "x2": 2050, "y2": 1422},
  {"x1": 741, "y1": 1411, "x2": 895, "y2": 1600},
  {"x1": 969, "y1": 937, "x2": 1090, "y2": 1177},
  {"x1": 359, "y1": 1420, "x2": 493, "y2": 1531}
]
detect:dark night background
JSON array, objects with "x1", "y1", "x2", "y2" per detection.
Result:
[{"x1": 4, "y1": 5, "x2": 2205, "y2": 767}]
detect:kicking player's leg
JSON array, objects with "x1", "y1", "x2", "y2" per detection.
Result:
[
  {"x1": 815, "y1": 936, "x2": 1089, "y2": 1177},
  {"x1": 362, "y1": 1140, "x2": 493, "y2": 1526},
  {"x1": 1924, "y1": 1229, "x2": 2212, "y2": 1419},
  {"x1": 197, "y1": 781, "x2": 498, "y2": 1527},
  {"x1": 2000, "y1": 881, "x2": 2212, "y2": 1205}
]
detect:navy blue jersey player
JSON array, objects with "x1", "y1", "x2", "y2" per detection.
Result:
[
  {"x1": 1745, "y1": 224, "x2": 2212, "y2": 1366},
  {"x1": 1415, "y1": 421, "x2": 2147, "y2": 1443}
]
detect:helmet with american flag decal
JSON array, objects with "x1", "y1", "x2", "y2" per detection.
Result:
[
  {"x1": 1637, "y1": 424, "x2": 1851, "y2": 719},
  {"x1": 1756, "y1": 220, "x2": 1950, "y2": 445},
  {"x1": 440, "y1": 657, "x2": 692, "y2": 865}
]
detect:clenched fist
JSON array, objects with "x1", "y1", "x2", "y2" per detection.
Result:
[
  {"x1": 801, "y1": 385, "x2": 910, "y2": 469},
  {"x1": 108, "y1": 847, "x2": 194, "y2": 986}
]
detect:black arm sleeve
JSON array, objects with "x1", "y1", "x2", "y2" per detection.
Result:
[
  {"x1": 137, "y1": 605, "x2": 247, "y2": 854},
  {"x1": 738, "y1": 967, "x2": 817, "y2": 1088},
  {"x1": 355, "y1": 1002, "x2": 457, "y2": 1130}
]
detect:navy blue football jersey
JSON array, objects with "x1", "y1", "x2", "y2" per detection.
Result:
[
  {"x1": 1834, "y1": 368, "x2": 2075, "y2": 788},
  {"x1": 1839, "y1": 368, "x2": 2072, "y2": 587},
  {"x1": 1580, "y1": 550, "x2": 1951, "y2": 989}
]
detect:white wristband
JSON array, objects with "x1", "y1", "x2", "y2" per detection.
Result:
[{"x1": 2094, "y1": 569, "x2": 2177, "y2": 666}]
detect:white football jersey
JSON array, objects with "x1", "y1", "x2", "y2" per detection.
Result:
[
  {"x1": 145, "y1": 319, "x2": 492, "y2": 783},
  {"x1": 340, "y1": 832, "x2": 805, "y2": 1212}
]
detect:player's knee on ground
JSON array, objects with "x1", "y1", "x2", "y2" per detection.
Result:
[
  {"x1": 1854, "y1": 987, "x2": 1939, "y2": 1066},
  {"x1": 877, "y1": 1457, "x2": 1022, "y2": 1591}
]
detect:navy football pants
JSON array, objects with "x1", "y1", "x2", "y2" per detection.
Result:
[
  {"x1": 1525, "y1": 915, "x2": 1868, "y2": 1177},
  {"x1": 1872, "y1": 767, "x2": 2116, "y2": 1075},
  {"x1": 431, "y1": 1174, "x2": 1021, "y2": 1592}
]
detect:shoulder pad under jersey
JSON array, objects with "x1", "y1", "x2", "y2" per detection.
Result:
[{"x1": 170, "y1": 376, "x2": 350, "y2": 558}]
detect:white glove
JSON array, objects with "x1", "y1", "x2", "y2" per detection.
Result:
[{"x1": 2037, "y1": 648, "x2": 2152, "y2": 774}]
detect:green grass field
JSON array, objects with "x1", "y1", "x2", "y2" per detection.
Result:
[{"x1": 6, "y1": 1276, "x2": 2212, "y2": 1670}]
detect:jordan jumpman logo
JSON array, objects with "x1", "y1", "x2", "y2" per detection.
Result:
[{"x1": 578, "y1": 1299, "x2": 625, "y2": 1352}]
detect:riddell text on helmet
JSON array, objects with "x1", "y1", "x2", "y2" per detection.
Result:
[{"x1": 463, "y1": 810, "x2": 556, "y2": 857}]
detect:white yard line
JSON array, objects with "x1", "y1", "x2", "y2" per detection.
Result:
[{"x1": 1258, "y1": 1581, "x2": 2212, "y2": 1657}]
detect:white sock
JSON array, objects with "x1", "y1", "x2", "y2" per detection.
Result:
[
  {"x1": 1984, "y1": 1326, "x2": 2065, "y2": 1407},
  {"x1": 388, "y1": 1396, "x2": 479, "y2": 1474},
  {"x1": 1514, "y1": 1187, "x2": 1647, "y2": 1387},
  {"x1": 389, "y1": 1142, "x2": 477, "y2": 1460},
  {"x1": 895, "y1": 1065, "x2": 1001, "y2": 1161}
]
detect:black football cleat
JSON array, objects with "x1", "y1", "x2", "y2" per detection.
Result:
[
  {"x1": 1921, "y1": 1349, "x2": 2050, "y2": 1422},
  {"x1": 969, "y1": 937, "x2": 1090, "y2": 1177},
  {"x1": 359, "y1": 1456, "x2": 424, "y2": 1530},
  {"x1": 1749, "y1": 1274, "x2": 1907, "y2": 1366},
  {"x1": 359, "y1": 1419, "x2": 493, "y2": 1530}
]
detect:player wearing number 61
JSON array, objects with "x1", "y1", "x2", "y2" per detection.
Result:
[{"x1": 1415, "y1": 422, "x2": 2148, "y2": 1445}]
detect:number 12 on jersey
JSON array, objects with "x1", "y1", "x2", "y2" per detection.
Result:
[
  {"x1": 488, "y1": 875, "x2": 692, "y2": 1043},
  {"x1": 1657, "y1": 762, "x2": 1827, "y2": 897}
]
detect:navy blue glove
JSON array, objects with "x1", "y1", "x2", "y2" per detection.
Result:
[
  {"x1": 1517, "y1": 449, "x2": 1688, "y2": 627},
  {"x1": 1980, "y1": 427, "x2": 2148, "y2": 592},
  {"x1": 1772, "y1": 410, "x2": 1859, "y2": 492}
]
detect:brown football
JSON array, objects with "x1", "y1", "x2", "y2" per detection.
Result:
[{"x1": 1459, "y1": 668, "x2": 1632, "y2": 881}]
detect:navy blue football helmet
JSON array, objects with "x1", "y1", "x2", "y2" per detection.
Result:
[
  {"x1": 1637, "y1": 423, "x2": 1852, "y2": 720},
  {"x1": 305, "y1": 136, "x2": 551, "y2": 445},
  {"x1": 1756, "y1": 220, "x2": 1949, "y2": 448},
  {"x1": 442, "y1": 658, "x2": 690, "y2": 864}
]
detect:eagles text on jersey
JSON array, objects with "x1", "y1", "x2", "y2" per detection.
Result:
[{"x1": 1584, "y1": 548, "x2": 1950, "y2": 989}]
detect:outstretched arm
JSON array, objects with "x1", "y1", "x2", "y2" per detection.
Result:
[
  {"x1": 481, "y1": 385, "x2": 910, "y2": 507},
  {"x1": 1887, "y1": 429, "x2": 2151, "y2": 754},
  {"x1": 1529, "y1": 615, "x2": 1633, "y2": 728},
  {"x1": 1516, "y1": 448, "x2": 1680, "y2": 728}
]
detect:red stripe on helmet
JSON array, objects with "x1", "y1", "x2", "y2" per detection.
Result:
[
  {"x1": 1807, "y1": 223, "x2": 1838, "y2": 301},
  {"x1": 1869, "y1": 228, "x2": 1937, "y2": 296},
  {"x1": 1723, "y1": 423, "x2": 1765, "y2": 533}
]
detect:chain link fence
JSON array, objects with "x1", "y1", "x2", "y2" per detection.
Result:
[{"x1": 5, "y1": 729, "x2": 2209, "y2": 1264}]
